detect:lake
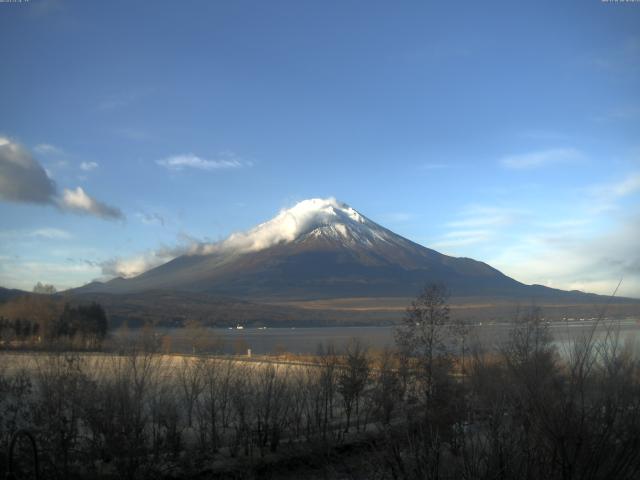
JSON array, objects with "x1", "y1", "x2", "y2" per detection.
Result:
[{"x1": 117, "y1": 318, "x2": 640, "y2": 355}]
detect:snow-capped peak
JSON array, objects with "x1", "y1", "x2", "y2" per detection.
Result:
[{"x1": 196, "y1": 197, "x2": 393, "y2": 256}]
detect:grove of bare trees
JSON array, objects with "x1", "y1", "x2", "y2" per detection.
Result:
[{"x1": 1, "y1": 285, "x2": 640, "y2": 479}]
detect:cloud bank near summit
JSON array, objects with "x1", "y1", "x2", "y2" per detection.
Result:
[
  {"x1": 100, "y1": 198, "x2": 370, "y2": 278},
  {"x1": 201, "y1": 198, "x2": 368, "y2": 254},
  {"x1": 98, "y1": 195, "x2": 640, "y2": 300}
]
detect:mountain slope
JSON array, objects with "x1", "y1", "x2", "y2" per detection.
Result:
[
  {"x1": 72, "y1": 198, "x2": 635, "y2": 304},
  {"x1": 0, "y1": 286, "x2": 29, "y2": 303}
]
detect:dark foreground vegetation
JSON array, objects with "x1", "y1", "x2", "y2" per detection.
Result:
[{"x1": 1, "y1": 285, "x2": 640, "y2": 479}]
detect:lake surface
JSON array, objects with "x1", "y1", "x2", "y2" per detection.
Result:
[{"x1": 118, "y1": 318, "x2": 640, "y2": 355}]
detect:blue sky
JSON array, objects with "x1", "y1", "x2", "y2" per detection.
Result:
[{"x1": 1, "y1": 0, "x2": 639, "y2": 297}]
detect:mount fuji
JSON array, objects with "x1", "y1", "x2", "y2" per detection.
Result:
[{"x1": 74, "y1": 198, "x2": 620, "y2": 307}]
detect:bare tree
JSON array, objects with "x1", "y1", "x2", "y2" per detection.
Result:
[
  {"x1": 395, "y1": 283, "x2": 452, "y2": 404},
  {"x1": 337, "y1": 338, "x2": 369, "y2": 432},
  {"x1": 371, "y1": 347, "x2": 403, "y2": 426},
  {"x1": 178, "y1": 357, "x2": 203, "y2": 428},
  {"x1": 316, "y1": 343, "x2": 339, "y2": 440},
  {"x1": 32, "y1": 282, "x2": 57, "y2": 295},
  {"x1": 253, "y1": 364, "x2": 290, "y2": 455}
]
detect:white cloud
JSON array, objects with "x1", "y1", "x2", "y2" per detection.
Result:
[
  {"x1": 100, "y1": 240, "x2": 194, "y2": 278},
  {"x1": 588, "y1": 172, "x2": 640, "y2": 213},
  {"x1": 0, "y1": 257, "x2": 99, "y2": 292},
  {"x1": 80, "y1": 161, "x2": 99, "y2": 171},
  {"x1": 517, "y1": 130, "x2": 570, "y2": 141},
  {"x1": 34, "y1": 143, "x2": 63, "y2": 155},
  {"x1": 534, "y1": 218, "x2": 590, "y2": 230},
  {"x1": 434, "y1": 179, "x2": 639, "y2": 298},
  {"x1": 484, "y1": 173, "x2": 640, "y2": 298},
  {"x1": 0, "y1": 228, "x2": 72, "y2": 241},
  {"x1": 84, "y1": 196, "x2": 640, "y2": 299},
  {"x1": 0, "y1": 137, "x2": 122, "y2": 221},
  {"x1": 99, "y1": 198, "x2": 372, "y2": 277},
  {"x1": 487, "y1": 211, "x2": 640, "y2": 299},
  {"x1": 500, "y1": 148, "x2": 583, "y2": 169},
  {"x1": 592, "y1": 106, "x2": 640, "y2": 123},
  {"x1": 136, "y1": 211, "x2": 166, "y2": 226},
  {"x1": 157, "y1": 153, "x2": 248, "y2": 171},
  {"x1": 29, "y1": 228, "x2": 72, "y2": 239},
  {"x1": 419, "y1": 163, "x2": 449, "y2": 170},
  {"x1": 59, "y1": 187, "x2": 123, "y2": 220},
  {"x1": 447, "y1": 216, "x2": 508, "y2": 228},
  {"x1": 195, "y1": 197, "x2": 372, "y2": 255},
  {"x1": 94, "y1": 199, "x2": 545, "y2": 284},
  {"x1": 113, "y1": 127, "x2": 151, "y2": 141},
  {"x1": 403, "y1": 44, "x2": 471, "y2": 63},
  {"x1": 430, "y1": 229, "x2": 493, "y2": 249},
  {"x1": 446, "y1": 205, "x2": 524, "y2": 228},
  {"x1": 100, "y1": 253, "x2": 168, "y2": 278},
  {"x1": 603, "y1": 173, "x2": 640, "y2": 198},
  {"x1": 443, "y1": 229, "x2": 492, "y2": 239},
  {"x1": 381, "y1": 212, "x2": 414, "y2": 223},
  {"x1": 99, "y1": 96, "x2": 133, "y2": 111},
  {"x1": 0, "y1": 136, "x2": 57, "y2": 203},
  {"x1": 97, "y1": 89, "x2": 152, "y2": 111},
  {"x1": 583, "y1": 35, "x2": 640, "y2": 75}
]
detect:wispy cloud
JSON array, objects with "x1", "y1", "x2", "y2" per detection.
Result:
[
  {"x1": 468, "y1": 174, "x2": 640, "y2": 297},
  {"x1": 446, "y1": 205, "x2": 524, "y2": 228},
  {"x1": 430, "y1": 205, "x2": 526, "y2": 254},
  {"x1": 403, "y1": 43, "x2": 471, "y2": 63},
  {"x1": 381, "y1": 212, "x2": 415, "y2": 223},
  {"x1": 34, "y1": 143, "x2": 70, "y2": 171},
  {"x1": 600, "y1": 173, "x2": 640, "y2": 198},
  {"x1": 29, "y1": 228, "x2": 72, "y2": 240},
  {"x1": 419, "y1": 163, "x2": 450, "y2": 170},
  {"x1": 27, "y1": 0, "x2": 64, "y2": 17},
  {"x1": 446, "y1": 217, "x2": 508, "y2": 228},
  {"x1": 588, "y1": 172, "x2": 640, "y2": 213},
  {"x1": 34, "y1": 143, "x2": 64, "y2": 155},
  {"x1": 592, "y1": 105, "x2": 640, "y2": 123},
  {"x1": 79, "y1": 161, "x2": 99, "y2": 171},
  {"x1": 517, "y1": 130, "x2": 570, "y2": 141},
  {"x1": 0, "y1": 258, "x2": 99, "y2": 292},
  {"x1": 99, "y1": 235, "x2": 197, "y2": 278},
  {"x1": 583, "y1": 35, "x2": 640, "y2": 75},
  {"x1": 500, "y1": 148, "x2": 583, "y2": 169},
  {"x1": 113, "y1": 127, "x2": 152, "y2": 141},
  {"x1": 157, "y1": 153, "x2": 250, "y2": 171},
  {"x1": 97, "y1": 89, "x2": 153, "y2": 112},
  {"x1": 135, "y1": 211, "x2": 166, "y2": 227},
  {"x1": 489, "y1": 213, "x2": 640, "y2": 298},
  {"x1": 0, "y1": 228, "x2": 72, "y2": 241},
  {"x1": 36, "y1": 144, "x2": 101, "y2": 175},
  {"x1": 430, "y1": 229, "x2": 493, "y2": 249}
]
